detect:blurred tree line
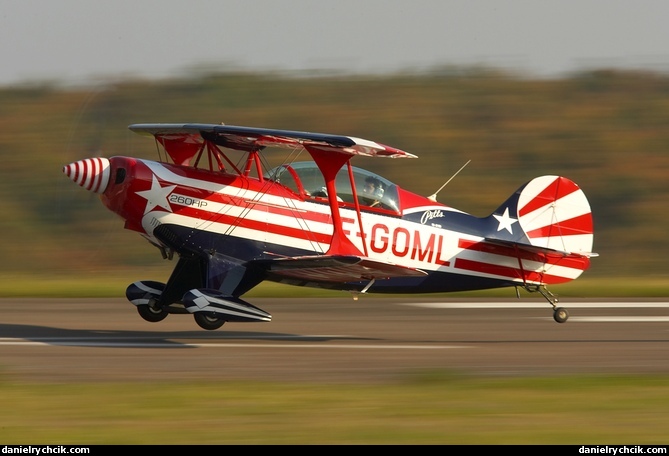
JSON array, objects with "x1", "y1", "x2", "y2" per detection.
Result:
[{"x1": 1, "y1": 67, "x2": 668, "y2": 280}]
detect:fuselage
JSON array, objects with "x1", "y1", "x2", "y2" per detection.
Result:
[{"x1": 68, "y1": 155, "x2": 585, "y2": 294}]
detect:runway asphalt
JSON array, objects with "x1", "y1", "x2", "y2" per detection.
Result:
[{"x1": 1, "y1": 297, "x2": 668, "y2": 383}]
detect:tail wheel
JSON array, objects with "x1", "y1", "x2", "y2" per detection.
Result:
[
  {"x1": 553, "y1": 307, "x2": 569, "y2": 323},
  {"x1": 194, "y1": 312, "x2": 226, "y2": 330},
  {"x1": 137, "y1": 304, "x2": 168, "y2": 323}
]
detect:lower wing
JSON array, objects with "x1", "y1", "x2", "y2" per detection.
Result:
[{"x1": 255, "y1": 255, "x2": 427, "y2": 283}]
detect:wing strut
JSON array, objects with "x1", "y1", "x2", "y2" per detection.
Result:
[
  {"x1": 305, "y1": 146, "x2": 364, "y2": 257},
  {"x1": 347, "y1": 161, "x2": 369, "y2": 257}
]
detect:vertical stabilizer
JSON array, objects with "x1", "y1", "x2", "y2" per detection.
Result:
[{"x1": 488, "y1": 175, "x2": 594, "y2": 256}]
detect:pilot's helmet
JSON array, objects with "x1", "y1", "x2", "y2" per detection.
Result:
[{"x1": 364, "y1": 177, "x2": 383, "y2": 198}]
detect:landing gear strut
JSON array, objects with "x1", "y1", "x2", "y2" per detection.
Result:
[
  {"x1": 522, "y1": 285, "x2": 569, "y2": 323},
  {"x1": 537, "y1": 286, "x2": 569, "y2": 323}
]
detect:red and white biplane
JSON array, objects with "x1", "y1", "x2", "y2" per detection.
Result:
[{"x1": 63, "y1": 124, "x2": 597, "y2": 330}]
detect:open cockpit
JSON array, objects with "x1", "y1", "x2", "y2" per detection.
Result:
[{"x1": 266, "y1": 161, "x2": 400, "y2": 214}]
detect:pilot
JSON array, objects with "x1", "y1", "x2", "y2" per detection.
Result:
[
  {"x1": 362, "y1": 176, "x2": 384, "y2": 207},
  {"x1": 310, "y1": 186, "x2": 328, "y2": 198},
  {"x1": 309, "y1": 186, "x2": 343, "y2": 202}
]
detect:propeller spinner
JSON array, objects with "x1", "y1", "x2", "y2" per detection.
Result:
[{"x1": 62, "y1": 157, "x2": 111, "y2": 194}]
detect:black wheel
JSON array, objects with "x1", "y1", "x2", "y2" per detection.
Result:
[
  {"x1": 194, "y1": 312, "x2": 225, "y2": 330},
  {"x1": 137, "y1": 304, "x2": 168, "y2": 323},
  {"x1": 553, "y1": 307, "x2": 569, "y2": 323}
]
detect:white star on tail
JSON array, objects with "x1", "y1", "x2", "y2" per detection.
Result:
[
  {"x1": 493, "y1": 207, "x2": 518, "y2": 234},
  {"x1": 136, "y1": 175, "x2": 177, "y2": 214}
]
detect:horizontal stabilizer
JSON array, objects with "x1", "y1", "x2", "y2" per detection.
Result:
[
  {"x1": 482, "y1": 237, "x2": 597, "y2": 261},
  {"x1": 256, "y1": 255, "x2": 427, "y2": 283},
  {"x1": 182, "y1": 289, "x2": 272, "y2": 322}
]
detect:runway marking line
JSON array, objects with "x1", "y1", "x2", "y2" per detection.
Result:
[
  {"x1": 570, "y1": 316, "x2": 669, "y2": 322},
  {"x1": 0, "y1": 338, "x2": 468, "y2": 349},
  {"x1": 405, "y1": 301, "x2": 669, "y2": 323},
  {"x1": 404, "y1": 301, "x2": 669, "y2": 309}
]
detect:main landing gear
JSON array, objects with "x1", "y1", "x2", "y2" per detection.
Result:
[
  {"x1": 126, "y1": 281, "x2": 272, "y2": 331},
  {"x1": 193, "y1": 312, "x2": 226, "y2": 331},
  {"x1": 136, "y1": 303, "x2": 225, "y2": 330},
  {"x1": 132, "y1": 293, "x2": 226, "y2": 330},
  {"x1": 521, "y1": 285, "x2": 569, "y2": 323},
  {"x1": 136, "y1": 302, "x2": 169, "y2": 323}
]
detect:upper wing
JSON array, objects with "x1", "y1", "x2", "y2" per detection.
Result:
[
  {"x1": 253, "y1": 254, "x2": 427, "y2": 283},
  {"x1": 129, "y1": 123, "x2": 417, "y2": 159}
]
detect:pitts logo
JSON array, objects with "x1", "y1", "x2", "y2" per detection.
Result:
[{"x1": 420, "y1": 209, "x2": 444, "y2": 225}]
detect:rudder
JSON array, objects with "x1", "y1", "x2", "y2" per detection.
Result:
[{"x1": 515, "y1": 175, "x2": 595, "y2": 257}]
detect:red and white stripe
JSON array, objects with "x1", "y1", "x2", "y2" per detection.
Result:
[
  {"x1": 517, "y1": 175, "x2": 594, "y2": 255},
  {"x1": 455, "y1": 237, "x2": 590, "y2": 285},
  {"x1": 138, "y1": 160, "x2": 335, "y2": 252}
]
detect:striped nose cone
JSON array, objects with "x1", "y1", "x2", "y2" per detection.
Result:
[{"x1": 62, "y1": 157, "x2": 111, "y2": 194}]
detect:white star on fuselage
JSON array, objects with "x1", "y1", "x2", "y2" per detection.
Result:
[
  {"x1": 493, "y1": 207, "x2": 518, "y2": 234},
  {"x1": 136, "y1": 175, "x2": 177, "y2": 215}
]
